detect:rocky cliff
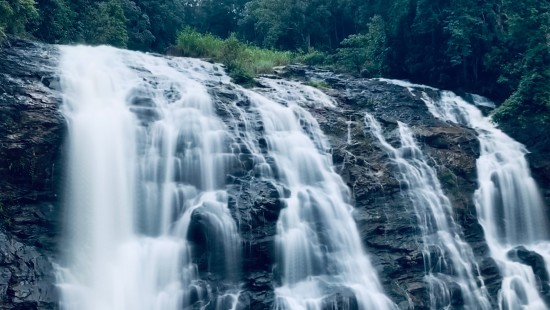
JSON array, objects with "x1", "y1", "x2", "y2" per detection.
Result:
[
  {"x1": 0, "y1": 38, "x2": 548, "y2": 309},
  {"x1": 0, "y1": 39, "x2": 63, "y2": 309}
]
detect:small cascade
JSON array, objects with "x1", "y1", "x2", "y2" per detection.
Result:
[
  {"x1": 364, "y1": 113, "x2": 491, "y2": 309},
  {"x1": 379, "y1": 77, "x2": 550, "y2": 309},
  {"x1": 246, "y1": 79, "x2": 397, "y2": 310},
  {"x1": 57, "y1": 45, "x2": 240, "y2": 310},
  {"x1": 346, "y1": 117, "x2": 353, "y2": 145}
]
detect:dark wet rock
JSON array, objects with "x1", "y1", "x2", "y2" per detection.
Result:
[
  {"x1": 0, "y1": 38, "x2": 64, "y2": 309},
  {"x1": 508, "y1": 246, "x2": 550, "y2": 300},
  {"x1": 0, "y1": 231, "x2": 58, "y2": 309},
  {"x1": 1, "y1": 41, "x2": 549, "y2": 310},
  {"x1": 321, "y1": 288, "x2": 359, "y2": 310},
  {"x1": 283, "y1": 67, "x2": 491, "y2": 307},
  {"x1": 479, "y1": 257, "x2": 502, "y2": 298},
  {"x1": 528, "y1": 153, "x2": 550, "y2": 212}
]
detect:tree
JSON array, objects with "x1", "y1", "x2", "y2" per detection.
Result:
[
  {"x1": 34, "y1": 0, "x2": 75, "y2": 43},
  {"x1": 81, "y1": 0, "x2": 128, "y2": 47},
  {"x1": 137, "y1": 0, "x2": 186, "y2": 50},
  {"x1": 240, "y1": 0, "x2": 331, "y2": 51},
  {"x1": 122, "y1": 0, "x2": 154, "y2": 50},
  {"x1": 184, "y1": 0, "x2": 247, "y2": 38},
  {"x1": 0, "y1": 0, "x2": 39, "y2": 36},
  {"x1": 336, "y1": 15, "x2": 388, "y2": 76}
]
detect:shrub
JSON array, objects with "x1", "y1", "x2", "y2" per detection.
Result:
[
  {"x1": 295, "y1": 50, "x2": 328, "y2": 66},
  {"x1": 335, "y1": 15, "x2": 388, "y2": 76},
  {"x1": 305, "y1": 79, "x2": 330, "y2": 89},
  {"x1": 176, "y1": 27, "x2": 224, "y2": 58},
  {"x1": 175, "y1": 28, "x2": 292, "y2": 85}
]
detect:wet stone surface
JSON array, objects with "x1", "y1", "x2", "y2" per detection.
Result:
[{"x1": 1, "y1": 40, "x2": 549, "y2": 309}]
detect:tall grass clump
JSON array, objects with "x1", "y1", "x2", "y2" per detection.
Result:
[
  {"x1": 294, "y1": 49, "x2": 329, "y2": 66},
  {"x1": 176, "y1": 27, "x2": 224, "y2": 59},
  {"x1": 175, "y1": 28, "x2": 292, "y2": 85}
]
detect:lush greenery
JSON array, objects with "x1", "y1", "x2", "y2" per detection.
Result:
[
  {"x1": 1, "y1": 0, "x2": 549, "y2": 147},
  {"x1": 176, "y1": 28, "x2": 291, "y2": 84}
]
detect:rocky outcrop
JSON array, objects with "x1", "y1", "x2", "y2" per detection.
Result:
[
  {"x1": 0, "y1": 40, "x2": 549, "y2": 309},
  {"x1": 270, "y1": 68, "x2": 494, "y2": 307},
  {"x1": 0, "y1": 38, "x2": 64, "y2": 309}
]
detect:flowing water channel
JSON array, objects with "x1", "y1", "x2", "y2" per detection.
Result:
[
  {"x1": 422, "y1": 91, "x2": 550, "y2": 310},
  {"x1": 251, "y1": 78, "x2": 397, "y2": 310},
  {"x1": 54, "y1": 43, "x2": 550, "y2": 310},
  {"x1": 364, "y1": 113, "x2": 490, "y2": 309},
  {"x1": 57, "y1": 45, "x2": 240, "y2": 310},
  {"x1": 380, "y1": 78, "x2": 550, "y2": 309},
  {"x1": 56, "y1": 45, "x2": 394, "y2": 310}
]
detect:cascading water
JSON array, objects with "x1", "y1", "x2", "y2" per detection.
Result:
[
  {"x1": 247, "y1": 78, "x2": 397, "y2": 310},
  {"x1": 55, "y1": 43, "x2": 396, "y2": 310},
  {"x1": 422, "y1": 91, "x2": 550, "y2": 309},
  {"x1": 364, "y1": 113, "x2": 491, "y2": 309},
  {"x1": 380, "y1": 79, "x2": 550, "y2": 309},
  {"x1": 56, "y1": 45, "x2": 240, "y2": 310}
]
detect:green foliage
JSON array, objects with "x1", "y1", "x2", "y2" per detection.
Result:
[
  {"x1": 177, "y1": 27, "x2": 224, "y2": 58},
  {"x1": 493, "y1": 72, "x2": 550, "y2": 126},
  {"x1": 241, "y1": 45, "x2": 292, "y2": 74},
  {"x1": 336, "y1": 34, "x2": 369, "y2": 73},
  {"x1": 219, "y1": 33, "x2": 253, "y2": 83},
  {"x1": 0, "y1": 0, "x2": 39, "y2": 36},
  {"x1": 240, "y1": 0, "x2": 332, "y2": 50},
  {"x1": 176, "y1": 28, "x2": 291, "y2": 85},
  {"x1": 137, "y1": 0, "x2": 186, "y2": 50},
  {"x1": 82, "y1": 0, "x2": 128, "y2": 47},
  {"x1": 34, "y1": 0, "x2": 74, "y2": 43},
  {"x1": 305, "y1": 79, "x2": 330, "y2": 89},
  {"x1": 294, "y1": 50, "x2": 329, "y2": 66},
  {"x1": 122, "y1": 0, "x2": 154, "y2": 50},
  {"x1": 183, "y1": 0, "x2": 247, "y2": 38},
  {"x1": 336, "y1": 15, "x2": 388, "y2": 76},
  {"x1": 486, "y1": 0, "x2": 550, "y2": 146}
]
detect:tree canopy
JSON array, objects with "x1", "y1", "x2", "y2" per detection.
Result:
[{"x1": 1, "y1": 0, "x2": 549, "y2": 148}]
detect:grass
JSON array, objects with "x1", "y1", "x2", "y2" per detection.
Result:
[
  {"x1": 175, "y1": 27, "x2": 293, "y2": 85},
  {"x1": 305, "y1": 79, "x2": 330, "y2": 90}
]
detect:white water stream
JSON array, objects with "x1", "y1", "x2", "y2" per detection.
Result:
[
  {"x1": 365, "y1": 113, "x2": 491, "y2": 309},
  {"x1": 55, "y1": 45, "x2": 395, "y2": 310},
  {"x1": 57, "y1": 45, "x2": 240, "y2": 310},
  {"x1": 250, "y1": 78, "x2": 397, "y2": 310},
  {"x1": 380, "y1": 78, "x2": 550, "y2": 309},
  {"x1": 423, "y1": 91, "x2": 550, "y2": 309}
]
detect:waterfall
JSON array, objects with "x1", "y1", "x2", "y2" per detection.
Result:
[
  {"x1": 364, "y1": 113, "x2": 491, "y2": 309},
  {"x1": 380, "y1": 78, "x2": 550, "y2": 309},
  {"x1": 249, "y1": 78, "x2": 397, "y2": 310},
  {"x1": 422, "y1": 91, "x2": 550, "y2": 309},
  {"x1": 55, "y1": 44, "x2": 395, "y2": 310},
  {"x1": 57, "y1": 45, "x2": 240, "y2": 310}
]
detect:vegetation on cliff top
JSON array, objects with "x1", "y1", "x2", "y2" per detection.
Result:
[
  {"x1": 174, "y1": 27, "x2": 292, "y2": 85},
  {"x1": 1, "y1": 0, "x2": 549, "y2": 149}
]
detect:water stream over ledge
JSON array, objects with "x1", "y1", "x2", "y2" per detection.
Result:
[
  {"x1": 57, "y1": 45, "x2": 241, "y2": 310},
  {"x1": 380, "y1": 78, "x2": 550, "y2": 309},
  {"x1": 55, "y1": 45, "x2": 395, "y2": 310},
  {"x1": 424, "y1": 91, "x2": 550, "y2": 310},
  {"x1": 51, "y1": 43, "x2": 550, "y2": 309},
  {"x1": 365, "y1": 113, "x2": 491, "y2": 309}
]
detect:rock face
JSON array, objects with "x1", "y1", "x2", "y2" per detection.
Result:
[
  {"x1": 0, "y1": 39, "x2": 548, "y2": 309},
  {"x1": 0, "y1": 39, "x2": 64, "y2": 309},
  {"x1": 275, "y1": 69, "x2": 492, "y2": 307}
]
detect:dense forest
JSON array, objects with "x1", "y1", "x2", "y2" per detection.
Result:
[{"x1": 1, "y1": 0, "x2": 549, "y2": 149}]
